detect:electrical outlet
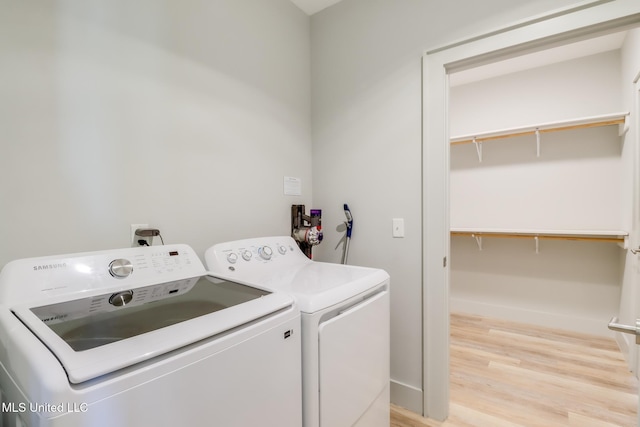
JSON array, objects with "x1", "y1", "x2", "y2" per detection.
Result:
[{"x1": 131, "y1": 224, "x2": 149, "y2": 247}]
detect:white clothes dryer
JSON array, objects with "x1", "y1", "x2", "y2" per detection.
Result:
[
  {"x1": 0, "y1": 244, "x2": 302, "y2": 427},
  {"x1": 205, "y1": 236, "x2": 390, "y2": 427}
]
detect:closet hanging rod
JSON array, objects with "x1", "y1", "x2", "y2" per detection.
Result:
[
  {"x1": 450, "y1": 112, "x2": 628, "y2": 146},
  {"x1": 450, "y1": 231, "x2": 626, "y2": 244}
]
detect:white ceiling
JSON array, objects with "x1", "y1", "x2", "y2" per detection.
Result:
[{"x1": 289, "y1": 0, "x2": 343, "y2": 15}]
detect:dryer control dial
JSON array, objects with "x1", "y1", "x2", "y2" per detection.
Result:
[
  {"x1": 109, "y1": 259, "x2": 133, "y2": 279},
  {"x1": 258, "y1": 246, "x2": 273, "y2": 260},
  {"x1": 241, "y1": 250, "x2": 252, "y2": 261},
  {"x1": 226, "y1": 253, "x2": 238, "y2": 264}
]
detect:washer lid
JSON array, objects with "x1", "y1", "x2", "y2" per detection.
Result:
[
  {"x1": 261, "y1": 262, "x2": 389, "y2": 313},
  {"x1": 12, "y1": 275, "x2": 294, "y2": 384}
]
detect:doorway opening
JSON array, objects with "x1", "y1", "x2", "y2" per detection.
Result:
[{"x1": 422, "y1": 1, "x2": 640, "y2": 422}]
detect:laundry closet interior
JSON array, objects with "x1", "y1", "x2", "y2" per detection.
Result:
[{"x1": 448, "y1": 29, "x2": 638, "y2": 348}]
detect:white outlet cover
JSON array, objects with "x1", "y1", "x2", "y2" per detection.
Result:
[{"x1": 392, "y1": 218, "x2": 405, "y2": 238}]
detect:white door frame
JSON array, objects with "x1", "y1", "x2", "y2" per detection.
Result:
[
  {"x1": 421, "y1": 0, "x2": 640, "y2": 421},
  {"x1": 633, "y1": 72, "x2": 640, "y2": 377}
]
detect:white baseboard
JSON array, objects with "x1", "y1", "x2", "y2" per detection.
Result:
[
  {"x1": 451, "y1": 297, "x2": 614, "y2": 337},
  {"x1": 390, "y1": 380, "x2": 422, "y2": 415}
]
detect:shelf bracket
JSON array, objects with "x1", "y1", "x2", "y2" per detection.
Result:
[
  {"x1": 621, "y1": 235, "x2": 629, "y2": 250},
  {"x1": 535, "y1": 128, "x2": 541, "y2": 157},
  {"x1": 620, "y1": 115, "x2": 630, "y2": 136},
  {"x1": 534, "y1": 236, "x2": 540, "y2": 254},
  {"x1": 471, "y1": 233, "x2": 483, "y2": 251},
  {"x1": 473, "y1": 137, "x2": 482, "y2": 162}
]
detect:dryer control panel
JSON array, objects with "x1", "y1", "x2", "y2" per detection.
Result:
[{"x1": 205, "y1": 236, "x2": 311, "y2": 279}]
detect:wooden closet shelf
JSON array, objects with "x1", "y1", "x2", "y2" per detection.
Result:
[
  {"x1": 450, "y1": 112, "x2": 629, "y2": 146},
  {"x1": 450, "y1": 228, "x2": 628, "y2": 243}
]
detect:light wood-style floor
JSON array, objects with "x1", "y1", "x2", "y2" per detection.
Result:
[{"x1": 391, "y1": 312, "x2": 638, "y2": 427}]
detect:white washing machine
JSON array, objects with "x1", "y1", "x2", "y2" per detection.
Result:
[
  {"x1": 205, "y1": 236, "x2": 390, "y2": 427},
  {"x1": 0, "y1": 244, "x2": 302, "y2": 427}
]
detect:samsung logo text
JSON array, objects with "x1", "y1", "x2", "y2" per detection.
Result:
[{"x1": 32, "y1": 263, "x2": 67, "y2": 271}]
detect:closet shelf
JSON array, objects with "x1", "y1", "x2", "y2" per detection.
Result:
[
  {"x1": 450, "y1": 112, "x2": 629, "y2": 146},
  {"x1": 451, "y1": 228, "x2": 628, "y2": 244},
  {"x1": 451, "y1": 228, "x2": 628, "y2": 253}
]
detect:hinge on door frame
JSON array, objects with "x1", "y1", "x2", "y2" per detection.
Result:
[{"x1": 443, "y1": 256, "x2": 447, "y2": 268}]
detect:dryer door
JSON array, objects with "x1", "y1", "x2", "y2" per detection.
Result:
[{"x1": 318, "y1": 290, "x2": 389, "y2": 427}]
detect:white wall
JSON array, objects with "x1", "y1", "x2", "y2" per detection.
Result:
[
  {"x1": 450, "y1": 50, "x2": 624, "y2": 135},
  {"x1": 450, "y1": 51, "x2": 623, "y2": 231},
  {"x1": 0, "y1": 0, "x2": 311, "y2": 267},
  {"x1": 310, "y1": 0, "x2": 580, "y2": 412},
  {"x1": 451, "y1": 237, "x2": 623, "y2": 333}
]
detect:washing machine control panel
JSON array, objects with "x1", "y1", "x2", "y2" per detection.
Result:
[{"x1": 0, "y1": 244, "x2": 206, "y2": 305}]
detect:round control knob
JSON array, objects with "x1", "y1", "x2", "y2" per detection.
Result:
[
  {"x1": 109, "y1": 290, "x2": 133, "y2": 307},
  {"x1": 109, "y1": 259, "x2": 133, "y2": 279},
  {"x1": 277, "y1": 245, "x2": 287, "y2": 255},
  {"x1": 258, "y1": 246, "x2": 273, "y2": 260},
  {"x1": 241, "y1": 250, "x2": 252, "y2": 261},
  {"x1": 226, "y1": 252, "x2": 238, "y2": 264}
]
